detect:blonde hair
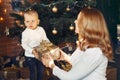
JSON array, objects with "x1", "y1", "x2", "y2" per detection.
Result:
[
  {"x1": 77, "y1": 8, "x2": 113, "y2": 60},
  {"x1": 24, "y1": 9, "x2": 39, "y2": 19}
]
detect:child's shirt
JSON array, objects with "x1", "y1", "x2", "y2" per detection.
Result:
[{"x1": 21, "y1": 26, "x2": 49, "y2": 57}]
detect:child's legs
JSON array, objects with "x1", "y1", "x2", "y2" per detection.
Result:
[
  {"x1": 36, "y1": 60, "x2": 45, "y2": 80},
  {"x1": 25, "y1": 57, "x2": 37, "y2": 80}
]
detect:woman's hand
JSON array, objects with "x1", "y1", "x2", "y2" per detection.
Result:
[{"x1": 57, "y1": 49, "x2": 70, "y2": 62}]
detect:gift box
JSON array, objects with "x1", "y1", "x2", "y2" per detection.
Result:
[
  {"x1": 0, "y1": 66, "x2": 20, "y2": 80},
  {"x1": 18, "y1": 67, "x2": 30, "y2": 79},
  {"x1": 106, "y1": 66, "x2": 117, "y2": 80},
  {"x1": 43, "y1": 67, "x2": 60, "y2": 80},
  {"x1": 35, "y1": 40, "x2": 60, "y2": 60},
  {"x1": 35, "y1": 40, "x2": 72, "y2": 71}
]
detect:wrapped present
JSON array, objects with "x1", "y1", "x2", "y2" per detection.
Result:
[
  {"x1": 54, "y1": 60, "x2": 72, "y2": 72},
  {"x1": 35, "y1": 40, "x2": 72, "y2": 71},
  {"x1": 18, "y1": 67, "x2": 30, "y2": 79},
  {"x1": 0, "y1": 66, "x2": 20, "y2": 79},
  {"x1": 34, "y1": 40, "x2": 60, "y2": 60}
]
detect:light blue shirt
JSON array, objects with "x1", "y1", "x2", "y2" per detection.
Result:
[
  {"x1": 53, "y1": 47, "x2": 108, "y2": 80},
  {"x1": 21, "y1": 26, "x2": 49, "y2": 57}
]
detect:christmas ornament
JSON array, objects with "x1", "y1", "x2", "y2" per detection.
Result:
[
  {"x1": 69, "y1": 24, "x2": 74, "y2": 31},
  {"x1": 66, "y1": 6, "x2": 70, "y2": 12},
  {"x1": 52, "y1": 6, "x2": 58, "y2": 13},
  {"x1": 52, "y1": 28, "x2": 58, "y2": 34}
]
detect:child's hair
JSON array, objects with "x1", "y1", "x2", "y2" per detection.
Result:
[{"x1": 24, "y1": 9, "x2": 39, "y2": 18}]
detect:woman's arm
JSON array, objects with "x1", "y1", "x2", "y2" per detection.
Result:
[{"x1": 53, "y1": 49, "x2": 107, "y2": 80}]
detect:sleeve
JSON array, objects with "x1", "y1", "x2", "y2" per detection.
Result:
[
  {"x1": 40, "y1": 27, "x2": 50, "y2": 41},
  {"x1": 21, "y1": 31, "x2": 33, "y2": 54},
  {"x1": 53, "y1": 50, "x2": 107, "y2": 80}
]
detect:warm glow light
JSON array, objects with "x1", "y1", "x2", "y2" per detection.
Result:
[
  {"x1": 0, "y1": 17, "x2": 4, "y2": 21},
  {"x1": 4, "y1": 9, "x2": 7, "y2": 13},
  {"x1": 19, "y1": 11, "x2": 23, "y2": 15},
  {"x1": 0, "y1": 0, "x2": 2, "y2": 3},
  {"x1": 15, "y1": 20, "x2": 20, "y2": 24}
]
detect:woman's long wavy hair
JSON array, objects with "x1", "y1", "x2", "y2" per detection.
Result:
[{"x1": 77, "y1": 8, "x2": 113, "y2": 60}]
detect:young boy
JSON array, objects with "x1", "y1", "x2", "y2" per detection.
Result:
[{"x1": 21, "y1": 9, "x2": 50, "y2": 80}]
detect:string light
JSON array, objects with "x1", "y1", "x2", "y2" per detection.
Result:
[
  {"x1": 19, "y1": 11, "x2": 23, "y2": 15},
  {"x1": 0, "y1": 0, "x2": 2, "y2": 4},
  {"x1": 0, "y1": 17, "x2": 4, "y2": 21},
  {"x1": 3, "y1": 9, "x2": 7, "y2": 13}
]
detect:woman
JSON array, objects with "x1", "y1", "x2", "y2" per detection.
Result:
[{"x1": 41, "y1": 8, "x2": 113, "y2": 80}]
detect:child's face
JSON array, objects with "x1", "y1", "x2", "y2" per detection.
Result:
[{"x1": 24, "y1": 14, "x2": 40, "y2": 30}]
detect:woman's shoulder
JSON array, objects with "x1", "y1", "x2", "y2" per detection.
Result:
[
  {"x1": 76, "y1": 47, "x2": 102, "y2": 54},
  {"x1": 85, "y1": 47, "x2": 104, "y2": 57},
  {"x1": 86, "y1": 47, "x2": 102, "y2": 53},
  {"x1": 84, "y1": 47, "x2": 107, "y2": 61}
]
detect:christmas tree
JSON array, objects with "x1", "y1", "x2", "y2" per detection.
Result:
[{"x1": 9, "y1": 0, "x2": 97, "y2": 45}]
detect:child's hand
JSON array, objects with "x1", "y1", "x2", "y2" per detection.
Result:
[{"x1": 32, "y1": 49, "x2": 39, "y2": 59}]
